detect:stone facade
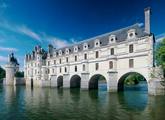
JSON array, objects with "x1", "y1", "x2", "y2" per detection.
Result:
[{"x1": 24, "y1": 8, "x2": 164, "y2": 95}]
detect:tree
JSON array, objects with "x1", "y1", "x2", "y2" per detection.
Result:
[
  {"x1": 124, "y1": 73, "x2": 145, "y2": 85},
  {"x1": 0, "y1": 66, "x2": 5, "y2": 81},
  {"x1": 15, "y1": 71, "x2": 24, "y2": 77},
  {"x1": 156, "y1": 38, "x2": 165, "y2": 78}
]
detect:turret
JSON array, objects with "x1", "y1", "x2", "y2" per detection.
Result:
[{"x1": 4, "y1": 53, "x2": 19, "y2": 85}]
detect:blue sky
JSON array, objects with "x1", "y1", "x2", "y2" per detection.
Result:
[{"x1": 0, "y1": 0, "x2": 165, "y2": 69}]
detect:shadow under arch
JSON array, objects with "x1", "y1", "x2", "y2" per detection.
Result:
[
  {"x1": 118, "y1": 72, "x2": 148, "y2": 92},
  {"x1": 70, "y1": 75, "x2": 81, "y2": 88},
  {"x1": 57, "y1": 76, "x2": 63, "y2": 88},
  {"x1": 89, "y1": 74, "x2": 107, "y2": 90},
  {"x1": 31, "y1": 78, "x2": 33, "y2": 88}
]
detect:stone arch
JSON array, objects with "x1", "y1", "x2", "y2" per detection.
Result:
[
  {"x1": 89, "y1": 74, "x2": 107, "y2": 90},
  {"x1": 70, "y1": 75, "x2": 81, "y2": 88},
  {"x1": 117, "y1": 72, "x2": 148, "y2": 91},
  {"x1": 57, "y1": 75, "x2": 63, "y2": 88}
]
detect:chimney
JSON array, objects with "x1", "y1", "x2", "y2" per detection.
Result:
[{"x1": 144, "y1": 7, "x2": 151, "y2": 34}]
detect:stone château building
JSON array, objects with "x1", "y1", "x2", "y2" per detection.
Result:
[{"x1": 24, "y1": 8, "x2": 158, "y2": 93}]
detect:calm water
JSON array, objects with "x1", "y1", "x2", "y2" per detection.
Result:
[{"x1": 0, "y1": 84, "x2": 165, "y2": 120}]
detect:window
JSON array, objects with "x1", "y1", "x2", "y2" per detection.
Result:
[
  {"x1": 83, "y1": 43, "x2": 88, "y2": 50},
  {"x1": 66, "y1": 57, "x2": 68, "y2": 63},
  {"x1": 74, "y1": 46, "x2": 78, "y2": 52},
  {"x1": 129, "y1": 59, "x2": 134, "y2": 68},
  {"x1": 65, "y1": 67, "x2": 67, "y2": 72},
  {"x1": 109, "y1": 35, "x2": 116, "y2": 43},
  {"x1": 47, "y1": 69, "x2": 50, "y2": 74},
  {"x1": 59, "y1": 50, "x2": 62, "y2": 56},
  {"x1": 95, "y1": 63, "x2": 99, "y2": 70},
  {"x1": 75, "y1": 66, "x2": 77, "y2": 72},
  {"x1": 75, "y1": 56, "x2": 77, "y2": 61},
  {"x1": 110, "y1": 48, "x2": 114, "y2": 55},
  {"x1": 129, "y1": 44, "x2": 134, "y2": 53},
  {"x1": 52, "y1": 68, "x2": 54, "y2": 73},
  {"x1": 96, "y1": 51, "x2": 99, "y2": 58},
  {"x1": 109, "y1": 61, "x2": 113, "y2": 69},
  {"x1": 83, "y1": 64, "x2": 85, "y2": 71},
  {"x1": 48, "y1": 61, "x2": 50, "y2": 66},
  {"x1": 95, "y1": 39, "x2": 100, "y2": 47},
  {"x1": 59, "y1": 67, "x2": 62, "y2": 73},
  {"x1": 54, "y1": 60, "x2": 56, "y2": 64},
  {"x1": 59, "y1": 59, "x2": 62, "y2": 64},
  {"x1": 127, "y1": 29, "x2": 136, "y2": 39},
  {"x1": 84, "y1": 53, "x2": 87, "y2": 60}
]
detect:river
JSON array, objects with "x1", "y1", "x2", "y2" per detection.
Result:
[{"x1": 0, "y1": 84, "x2": 165, "y2": 120}]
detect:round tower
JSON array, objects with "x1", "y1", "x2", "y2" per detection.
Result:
[{"x1": 5, "y1": 53, "x2": 19, "y2": 85}]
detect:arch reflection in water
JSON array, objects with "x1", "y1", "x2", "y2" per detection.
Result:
[
  {"x1": 118, "y1": 91, "x2": 148, "y2": 111},
  {"x1": 89, "y1": 74, "x2": 107, "y2": 91},
  {"x1": 70, "y1": 75, "x2": 81, "y2": 88},
  {"x1": 57, "y1": 76, "x2": 63, "y2": 88},
  {"x1": 0, "y1": 86, "x2": 165, "y2": 120},
  {"x1": 118, "y1": 72, "x2": 148, "y2": 92}
]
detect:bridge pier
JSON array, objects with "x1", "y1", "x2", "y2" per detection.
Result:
[
  {"x1": 63, "y1": 74, "x2": 70, "y2": 88},
  {"x1": 107, "y1": 71, "x2": 118, "y2": 92},
  {"x1": 50, "y1": 75, "x2": 57, "y2": 88},
  {"x1": 81, "y1": 73, "x2": 90, "y2": 90}
]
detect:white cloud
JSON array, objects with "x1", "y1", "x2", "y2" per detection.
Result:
[
  {"x1": 0, "y1": 55, "x2": 8, "y2": 62},
  {"x1": 0, "y1": 46, "x2": 18, "y2": 52},
  {"x1": 46, "y1": 36, "x2": 70, "y2": 48},
  {"x1": 0, "y1": 20, "x2": 42, "y2": 42},
  {"x1": 16, "y1": 25, "x2": 42, "y2": 42}
]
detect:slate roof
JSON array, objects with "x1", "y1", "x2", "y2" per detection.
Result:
[{"x1": 51, "y1": 23, "x2": 149, "y2": 56}]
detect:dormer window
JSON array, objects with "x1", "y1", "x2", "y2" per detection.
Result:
[
  {"x1": 109, "y1": 35, "x2": 116, "y2": 44},
  {"x1": 74, "y1": 46, "x2": 78, "y2": 52},
  {"x1": 83, "y1": 43, "x2": 88, "y2": 50},
  {"x1": 59, "y1": 50, "x2": 62, "y2": 56},
  {"x1": 65, "y1": 48, "x2": 69, "y2": 55},
  {"x1": 95, "y1": 39, "x2": 100, "y2": 47},
  {"x1": 53, "y1": 51, "x2": 56, "y2": 57},
  {"x1": 127, "y1": 29, "x2": 136, "y2": 39}
]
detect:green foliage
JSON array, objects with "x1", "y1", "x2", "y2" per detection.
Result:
[
  {"x1": 124, "y1": 73, "x2": 145, "y2": 85},
  {"x1": 15, "y1": 71, "x2": 24, "y2": 77},
  {"x1": 156, "y1": 38, "x2": 165, "y2": 77},
  {"x1": 0, "y1": 66, "x2": 5, "y2": 81}
]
